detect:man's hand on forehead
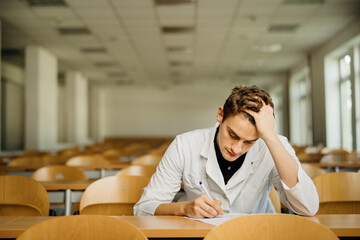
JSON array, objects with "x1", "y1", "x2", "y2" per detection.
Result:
[{"x1": 243, "y1": 100, "x2": 276, "y2": 140}]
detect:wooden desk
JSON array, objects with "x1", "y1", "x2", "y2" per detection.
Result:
[
  {"x1": 40, "y1": 180, "x2": 95, "y2": 216},
  {"x1": 0, "y1": 215, "x2": 359, "y2": 239},
  {"x1": 308, "y1": 214, "x2": 360, "y2": 237},
  {"x1": 312, "y1": 161, "x2": 360, "y2": 169},
  {"x1": 0, "y1": 163, "x2": 130, "y2": 178}
]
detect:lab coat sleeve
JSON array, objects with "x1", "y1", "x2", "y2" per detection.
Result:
[
  {"x1": 271, "y1": 136, "x2": 319, "y2": 216},
  {"x1": 134, "y1": 136, "x2": 184, "y2": 216}
]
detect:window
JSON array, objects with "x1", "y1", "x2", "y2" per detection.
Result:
[
  {"x1": 338, "y1": 55, "x2": 353, "y2": 151},
  {"x1": 289, "y1": 69, "x2": 313, "y2": 146}
]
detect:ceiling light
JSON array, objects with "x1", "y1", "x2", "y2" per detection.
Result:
[
  {"x1": 154, "y1": 0, "x2": 196, "y2": 6},
  {"x1": 167, "y1": 46, "x2": 192, "y2": 53},
  {"x1": 81, "y1": 47, "x2": 107, "y2": 53},
  {"x1": 169, "y1": 61, "x2": 192, "y2": 66},
  {"x1": 26, "y1": 0, "x2": 67, "y2": 6},
  {"x1": 283, "y1": 0, "x2": 324, "y2": 4},
  {"x1": 162, "y1": 26, "x2": 194, "y2": 34},
  {"x1": 251, "y1": 44, "x2": 282, "y2": 53},
  {"x1": 58, "y1": 27, "x2": 91, "y2": 35},
  {"x1": 267, "y1": 24, "x2": 299, "y2": 33}
]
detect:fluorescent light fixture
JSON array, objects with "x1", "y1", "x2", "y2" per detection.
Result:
[
  {"x1": 162, "y1": 26, "x2": 194, "y2": 34},
  {"x1": 251, "y1": 44, "x2": 282, "y2": 53}
]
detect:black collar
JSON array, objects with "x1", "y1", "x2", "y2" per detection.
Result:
[{"x1": 214, "y1": 126, "x2": 246, "y2": 185}]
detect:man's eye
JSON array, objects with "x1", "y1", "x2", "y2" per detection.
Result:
[{"x1": 229, "y1": 133, "x2": 237, "y2": 139}]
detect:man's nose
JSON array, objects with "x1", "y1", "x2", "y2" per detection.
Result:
[{"x1": 232, "y1": 141, "x2": 243, "y2": 154}]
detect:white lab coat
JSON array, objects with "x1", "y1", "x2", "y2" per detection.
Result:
[{"x1": 134, "y1": 125, "x2": 319, "y2": 216}]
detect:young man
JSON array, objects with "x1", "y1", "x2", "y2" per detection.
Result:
[{"x1": 134, "y1": 85, "x2": 319, "y2": 218}]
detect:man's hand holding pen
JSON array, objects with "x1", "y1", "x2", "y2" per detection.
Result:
[{"x1": 182, "y1": 194, "x2": 224, "y2": 218}]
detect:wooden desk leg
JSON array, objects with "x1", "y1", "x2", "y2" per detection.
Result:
[{"x1": 65, "y1": 189, "x2": 73, "y2": 216}]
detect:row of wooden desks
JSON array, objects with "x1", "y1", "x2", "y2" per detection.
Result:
[
  {"x1": 0, "y1": 163, "x2": 130, "y2": 178},
  {"x1": 0, "y1": 215, "x2": 359, "y2": 239},
  {"x1": 40, "y1": 180, "x2": 95, "y2": 216}
]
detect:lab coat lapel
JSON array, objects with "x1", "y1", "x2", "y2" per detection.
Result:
[
  {"x1": 226, "y1": 143, "x2": 258, "y2": 189},
  {"x1": 200, "y1": 125, "x2": 226, "y2": 193}
]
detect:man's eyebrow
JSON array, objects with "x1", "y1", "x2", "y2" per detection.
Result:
[{"x1": 227, "y1": 127, "x2": 258, "y2": 142}]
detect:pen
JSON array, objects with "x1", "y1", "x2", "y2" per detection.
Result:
[{"x1": 199, "y1": 181, "x2": 213, "y2": 199}]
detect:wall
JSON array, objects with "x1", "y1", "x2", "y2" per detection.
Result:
[
  {"x1": 309, "y1": 18, "x2": 360, "y2": 146},
  {"x1": 100, "y1": 84, "x2": 238, "y2": 139},
  {"x1": 1, "y1": 61, "x2": 24, "y2": 150}
]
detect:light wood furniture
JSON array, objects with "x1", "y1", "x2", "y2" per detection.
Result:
[
  {"x1": 269, "y1": 187, "x2": 281, "y2": 213},
  {"x1": 31, "y1": 165, "x2": 88, "y2": 181},
  {"x1": 66, "y1": 155, "x2": 110, "y2": 166},
  {"x1": 32, "y1": 167, "x2": 88, "y2": 215},
  {"x1": 0, "y1": 175, "x2": 49, "y2": 216},
  {"x1": 301, "y1": 163, "x2": 326, "y2": 179},
  {"x1": 117, "y1": 165, "x2": 157, "y2": 177},
  {"x1": 131, "y1": 154, "x2": 162, "y2": 166},
  {"x1": 7, "y1": 157, "x2": 50, "y2": 167},
  {"x1": 313, "y1": 172, "x2": 360, "y2": 214},
  {"x1": 1, "y1": 214, "x2": 359, "y2": 238},
  {"x1": 17, "y1": 215, "x2": 147, "y2": 240},
  {"x1": 80, "y1": 175, "x2": 150, "y2": 215},
  {"x1": 297, "y1": 152, "x2": 323, "y2": 163},
  {"x1": 203, "y1": 214, "x2": 338, "y2": 240},
  {"x1": 40, "y1": 180, "x2": 95, "y2": 216}
]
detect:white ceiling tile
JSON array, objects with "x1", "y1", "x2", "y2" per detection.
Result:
[
  {"x1": 66, "y1": 0, "x2": 110, "y2": 7},
  {"x1": 163, "y1": 34, "x2": 193, "y2": 45},
  {"x1": 158, "y1": 17, "x2": 194, "y2": 26},
  {"x1": 121, "y1": 19, "x2": 158, "y2": 28},
  {"x1": 110, "y1": 0, "x2": 153, "y2": 8},
  {"x1": 0, "y1": 0, "x2": 358, "y2": 85},
  {"x1": 31, "y1": 7, "x2": 77, "y2": 19},
  {"x1": 76, "y1": 8, "x2": 116, "y2": 18},
  {"x1": 156, "y1": 6, "x2": 195, "y2": 17},
  {"x1": 198, "y1": 0, "x2": 238, "y2": 8},
  {"x1": 116, "y1": 8, "x2": 155, "y2": 18}
]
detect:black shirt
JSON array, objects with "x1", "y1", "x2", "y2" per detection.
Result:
[{"x1": 214, "y1": 126, "x2": 246, "y2": 185}]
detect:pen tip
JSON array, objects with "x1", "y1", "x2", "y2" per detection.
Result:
[{"x1": 199, "y1": 181, "x2": 202, "y2": 184}]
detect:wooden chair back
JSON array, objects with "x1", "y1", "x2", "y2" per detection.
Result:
[
  {"x1": 313, "y1": 172, "x2": 360, "y2": 214},
  {"x1": 301, "y1": 163, "x2": 326, "y2": 179},
  {"x1": 31, "y1": 165, "x2": 88, "y2": 181},
  {"x1": 297, "y1": 152, "x2": 323, "y2": 163},
  {"x1": 66, "y1": 155, "x2": 110, "y2": 166},
  {"x1": 7, "y1": 157, "x2": 50, "y2": 167},
  {"x1": 203, "y1": 214, "x2": 338, "y2": 240},
  {"x1": 269, "y1": 187, "x2": 281, "y2": 213},
  {"x1": 80, "y1": 175, "x2": 150, "y2": 215},
  {"x1": 0, "y1": 175, "x2": 49, "y2": 216},
  {"x1": 17, "y1": 215, "x2": 147, "y2": 240},
  {"x1": 117, "y1": 165, "x2": 157, "y2": 177},
  {"x1": 131, "y1": 154, "x2": 162, "y2": 166}
]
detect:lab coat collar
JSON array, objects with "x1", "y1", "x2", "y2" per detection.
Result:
[
  {"x1": 200, "y1": 123, "x2": 262, "y2": 192},
  {"x1": 201, "y1": 123, "x2": 226, "y2": 192}
]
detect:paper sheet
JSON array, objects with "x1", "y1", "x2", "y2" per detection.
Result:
[{"x1": 185, "y1": 213, "x2": 246, "y2": 226}]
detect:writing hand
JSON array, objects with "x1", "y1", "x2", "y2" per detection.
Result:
[{"x1": 183, "y1": 195, "x2": 224, "y2": 218}]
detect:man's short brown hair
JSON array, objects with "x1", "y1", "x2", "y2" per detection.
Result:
[{"x1": 222, "y1": 85, "x2": 274, "y2": 125}]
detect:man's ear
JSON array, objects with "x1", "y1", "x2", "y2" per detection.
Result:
[{"x1": 217, "y1": 107, "x2": 224, "y2": 123}]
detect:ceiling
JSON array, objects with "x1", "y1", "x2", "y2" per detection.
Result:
[{"x1": 0, "y1": 0, "x2": 359, "y2": 88}]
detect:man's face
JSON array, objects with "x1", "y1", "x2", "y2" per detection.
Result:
[{"x1": 216, "y1": 107, "x2": 259, "y2": 161}]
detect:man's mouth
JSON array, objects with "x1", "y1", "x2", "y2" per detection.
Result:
[{"x1": 226, "y1": 149, "x2": 237, "y2": 157}]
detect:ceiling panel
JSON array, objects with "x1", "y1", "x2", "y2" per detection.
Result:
[{"x1": 0, "y1": 0, "x2": 359, "y2": 86}]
